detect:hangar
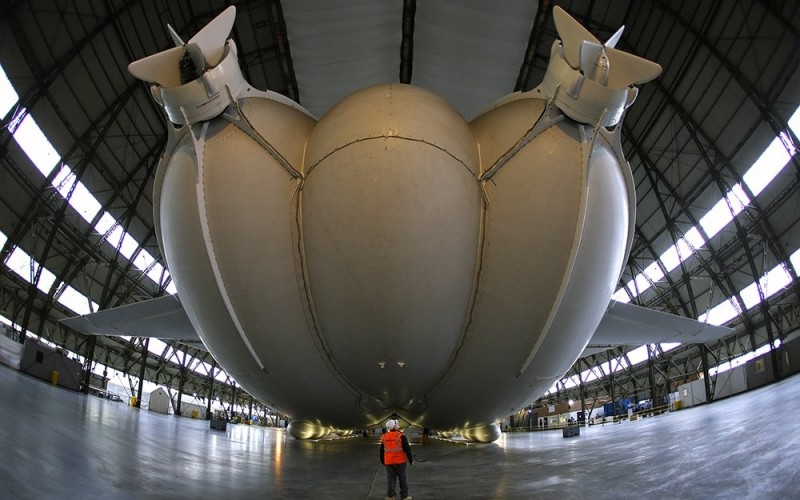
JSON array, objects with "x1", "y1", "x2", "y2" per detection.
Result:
[{"x1": 0, "y1": 0, "x2": 798, "y2": 497}]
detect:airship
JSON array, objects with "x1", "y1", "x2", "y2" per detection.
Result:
[{"x1": 63, "y1": 5, "x2": 731, "y2": 443}]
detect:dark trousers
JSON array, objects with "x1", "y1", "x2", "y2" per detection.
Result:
[{"x1": 385, "y1": 462, "x2": 408, "y2": 498}]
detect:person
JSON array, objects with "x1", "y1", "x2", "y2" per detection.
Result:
[{"x1": 379, "y1": 419, "x2": 413, "y2": 500}]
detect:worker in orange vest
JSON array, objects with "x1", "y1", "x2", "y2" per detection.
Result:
[{"x1": 379, "y1": 419, "x2": 414, "y2": 500}]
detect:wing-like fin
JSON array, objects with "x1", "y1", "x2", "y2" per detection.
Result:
[
  {"x1": 60, "y1": 295, "x2": 203, "y2": 349},
  {"x1": 583, "y1": 299, "x2": 734, "y2": 357}
]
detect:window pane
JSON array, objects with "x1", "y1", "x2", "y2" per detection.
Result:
[
  {"x1": 13, "y1": 114, "x2": 60, "y2": 176},
  {"x1": 0, "y1": 64, "x2": 18, "y2": 118}
]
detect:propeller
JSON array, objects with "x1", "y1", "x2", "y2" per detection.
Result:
[
  {"x1": 552, "y1": 6, "x2": 662, "y2": 89},
  {"x1": 128, "y1": 5, "x2": 236, "y2": 87}
]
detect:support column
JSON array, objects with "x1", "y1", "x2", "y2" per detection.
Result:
[
  {"x1": 135, "y1": 338, "x2": 150, "y2": 408},
  {"x1": 765, "y1": 325, "x2": 781, "y2": 382},
  {"x1": 665, "y1": 365, "x2": 672, "y2": 409},
  {"x1": 176, "y1": 345, "x2": 188, "y2": 416},
  {"x1": 230, "y1": 383, "x2": 239, "y2": 417},
  {"x1": 206, "y1": 360, "x2": 216, "y2": 417},
  {"x1": 609, "y1": 362, "x2": 617, "y2": 420},
  {"x1": 577, "y1": 361, "x2": 587, "y2": 427},
  {"x1": 631, "y1": 375, "x2": 640, "y2": 408},
  {"x1": 81, "y1": 335, "x2": 97, "y2": 394},
  {"x1": 647, "y1": 344, "x2": 657, "y2": 408},
  {"x1": 700, "y1": 344, "x2": 713, "y2": 405}
]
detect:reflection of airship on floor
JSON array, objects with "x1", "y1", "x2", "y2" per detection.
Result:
[{"x1": 63, "y1": 5, "x2": 731, "y2": 443}]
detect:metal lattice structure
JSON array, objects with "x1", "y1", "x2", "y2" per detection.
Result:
[{"x1": 0, "y1": 0, "x2": 798, "y2": 415}]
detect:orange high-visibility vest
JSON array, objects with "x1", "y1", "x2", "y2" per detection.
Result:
[{"x1": 381, "y1": 430, "x2": 406, "y2": 465}]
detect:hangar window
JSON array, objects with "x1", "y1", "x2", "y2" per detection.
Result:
[
  {"x1": 6, "y1": 247, "x2": 57, "y2": 294},
  {"x1": 3, "y1": 243, "x2": 98, "y2": 315},
  {"x1": 1, "y1": 63, "x2": 176, "y2": 297},
  {"x1": 0, "y1": 65, "x2": 17, "y2": 118},
  {"x1": 10, "y1": 112, "x2": 60, "y2": 176},
  {"x1": 52, "y1": 165, "x2": 102, "y2": 222},
  {"x1": 743, "y1": 125, "x2": 798, "y2": 197},
  {"x1": 738, "y1": 265, "x2": 793, "y2": 309},
  {"x1": 614, "y1": 107, "x2": 800, "y2": 325}
]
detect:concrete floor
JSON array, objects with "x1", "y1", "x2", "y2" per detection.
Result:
[{"x1": 1, "y1": 364, "x2": 799, "y2": 499}]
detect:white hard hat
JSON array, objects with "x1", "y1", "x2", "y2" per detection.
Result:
[{"x1": 386, "y1": 419, "x2": 398, "y2": 430}]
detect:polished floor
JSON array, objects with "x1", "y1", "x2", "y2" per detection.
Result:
[{"x1": 1, "y1": 364, "x2": 798, "y2": 499}]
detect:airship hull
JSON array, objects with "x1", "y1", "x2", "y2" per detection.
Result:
[
  {"x1": 419, "y1": 94, "x2": 632, "y2": 431},
  {"x1": 154, "y1": 83, "x2": 632, "y2": 438},
  {"x1": 158, "y1": 98, "x2": 371, "y2": 427},
  {"x1": 113, "y1": 4, "x2": 664, "y2": 442}
]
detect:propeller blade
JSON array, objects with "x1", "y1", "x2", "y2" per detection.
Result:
[
  {"x1": 128, "y1": 46, "x2": 184, "y2": 87},
  {"x1": 605, "y1": 25, "x2": 624, "y2": 48},
  {"x1": 605, "y1": 46, "x2": 663, "y2": 88},
  {"x1": 167, "y1": 24, "x2": 185, "y2": 47},
  {"x1": 187, "y1": 5, "x2": 236, "y2": 68},
  {"x1": 553, "y1": 5, "x2": 600, "y2": 69}
]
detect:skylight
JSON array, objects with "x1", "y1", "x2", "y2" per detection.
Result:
[
  {"x1": 0, "y1": 65, "x2": 17, "y2": 118},
  {"x1": 6, "y1": 246, "x2": 57, "y2": 294},
  {"x1": 55, "y1": 282, "x2": 99, "y2": 315},
  {"x1": 738, "y1": 264, "x2": 793, "y2": 309},
  {"x1": 699, "y1": 253, "x2": 798, "y2": 326},
  {"x1": 10, "y1": 112, "x2": 60, "y2": 176},
  {"x1": 614, "y1": 106, "x2": 800, "y2": 327},
  {"x1": 53, "y1": 165, "x2": 102, "y2": 223},
  {"x1": 709, "y1": 340, "x2": 780, "y2": 377},
  {"x1": 1, "y1": 62, "x2": 175, "y2": 300},
  {"x1": 743, "y1": 131, "x2": 796, "y2": 196},
  {"x1": 6, "y1": 246, "x2": 41, "y2": 285},
  {"x1": 94, "y1": 212, "x2": 117, "y2": 234},
  {"x1": 699, "y1": 184, "x2": 751, "y2": 239},
  {"x1": 698, "y1": 298, "x2": 739, "y2": 326},
  {"x1": 1, "y1": 235, "x2": 99, "y2": 315}
]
